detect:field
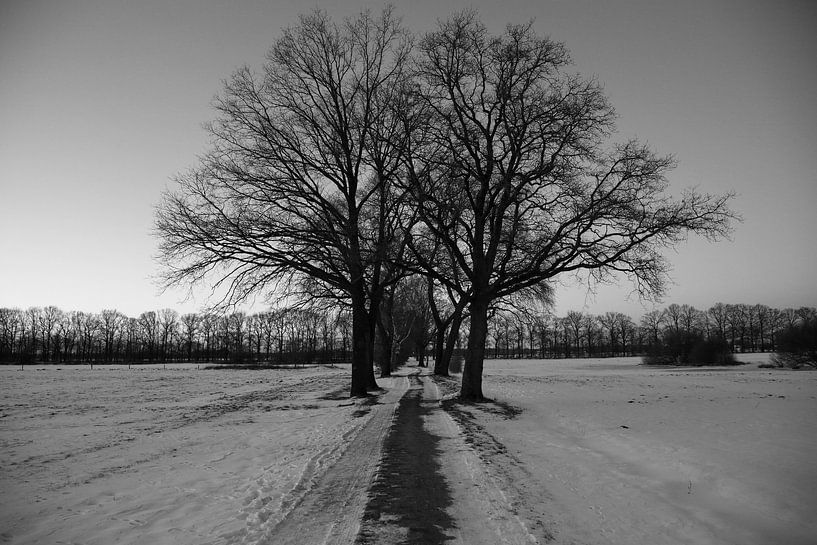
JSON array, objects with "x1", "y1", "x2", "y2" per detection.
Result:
[
  {"x1": 1, "y1": 355, "x2": 816, "y2": 544},
  {"x1": 0, "y1": 364, "x2": 384, "y2": 544},
  {"x1": 463, "y1": 354, "x2": 817, "y2": 544}
]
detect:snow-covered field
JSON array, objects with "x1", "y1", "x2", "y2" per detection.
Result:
[
  {"x1": 0, "y1": 364, "x2": 377, "y2": 545},
  {"x1": 457, "y1": 354, "x2": 817, "y2": 545},
  {"x1": 3, "y1": 356, "x2": 816, "y2": 544}
]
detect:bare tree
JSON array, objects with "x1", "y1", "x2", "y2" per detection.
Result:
[
  {"x1": 38, "y1": 306, "x2": 62, "y2": 362},
  {"x1": 427, "y1": 276, "x2": 468, "y2": 375},
  {"x1": 224, "y1": 312, "x2": 247, "y2": 363},
  {"x1": 618, "y1": 314, "x2": 636, "y2": 356},
  {"x1": 663, "y1": 304, "x2": 684, "y2": 336},
  {"x1": 582, "y1": 313, "x2": 600, "y2": 357},
  {"x1": 180, "y1": 313, "x2": 201, "y2": 362},
  {"x1": 598, "y1": 312, "x2": 620, "y2": 356},
  {"x1": 57, "y1": 311, "x2": 77, "y2": 363},
  {"x1": 680, "y1": 305, "x2": 704, "y2": 338},
  {"x1": 158, "y1": 309, "x2": 179, "y2": 363},
  {"x1": 0, "y1": 308, "x2": 23, "y2": 361},
  {"x1": 726, "y1": 304, "x2": 747, "y2": 352},
  {"x1": 100, "y1": 309, "x2": 125, "y2": 362},
  {"x1": 707, "y1": 303, "x2": 729, "y2": 342},
  {"x1": 138, "y1": 311, "x2": 159, "y2": 362},
  {"x1": 564, "y1": 311, "x2": 585, "y2": 357},
  {"x1": 754, "y1": 304, "x2": 771, "y2": 352},
  {"x1": 767, "y1": 307, "x2": 784, "y2": 352},
  {"x1": 156, "y1": 8, "x2": 414, "y2": 396},
  {"x1": 24, "y1": 307, "x2": 41, "y2": 361},
  {"x1": 409, "y1": 13, "x2": 736, "y2": 399}
]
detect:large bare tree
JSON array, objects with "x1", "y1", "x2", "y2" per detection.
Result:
[
  {"x1": 155, "y1": 9, "x2": 413, "y2": 396},
  {"x1": 409, "y1": 13, "x2": 736, "y2": 400}
]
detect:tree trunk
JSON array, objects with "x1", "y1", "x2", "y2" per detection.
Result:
[
  {"x1": 439, "y1": 308, "x2": 464, "y2": 376},
  {"x1": 350, "y1": 291, "x2": 371, "y2": 397},
  {"x1": 375, "y1": 306, "x2": 393, "y2": 378},
  {"x1": 461, "y1": 299, "x2": 488, "y2": 401},
  {"x1": 365, "y1": 310, "x2": 380, "y2": 390},
  {"x1": 432, "y1": 327, "x2": 446, "y2": 375}
]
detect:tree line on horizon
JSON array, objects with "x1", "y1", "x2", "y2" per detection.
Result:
[{"x1": 2, "y1": 301, "x2": 813, "y2": 367}]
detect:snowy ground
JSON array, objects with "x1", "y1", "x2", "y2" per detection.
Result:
[
  {"x1": 2, "y1": 356, "x2": 816, "y2": 544},
  {"x1": 0, "y1": 363, "x2": 384, "y2": 545},
  {"x1": 446, "y1": 354, "x2": 817, "y2": 545}
]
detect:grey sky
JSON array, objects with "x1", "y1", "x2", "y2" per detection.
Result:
[{"x1": 1, "y1": 0, "x2": 815, "y2": 318}]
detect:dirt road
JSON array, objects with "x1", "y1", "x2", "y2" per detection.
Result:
[
  {"x1": 265, "y1": 374, "x2": 409, "y2": 545},
  {"x1": 269, "y1": 366, "x2": 537, "y2": 544}
]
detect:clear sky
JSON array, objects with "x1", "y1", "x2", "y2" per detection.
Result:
[{"x1": 1, "y1": 0, "x2": 815, "y2": 319}]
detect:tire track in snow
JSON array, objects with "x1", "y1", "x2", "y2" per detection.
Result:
[
  {"x1": 358, "y1": 370, "x2": 538, "y2": 544},
  {"x1": 256, "y1": 374, "x2": 410, "y2": 545}
]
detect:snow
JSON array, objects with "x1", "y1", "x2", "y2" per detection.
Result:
[
  {"x1": 3, "y1": 356, "x2": 816, "y2": 544},
  {"x1": 464, "y1": 355, "x2": 817, "y2": 544},
  {"x1": 0, "y1": 364, "x2": 376, "y2": 545}
]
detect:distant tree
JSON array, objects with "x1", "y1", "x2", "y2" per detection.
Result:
[
  {"x1": 75, "y1": 312, "x2": 101, "y2": 365},
  {"x1": 0, "y1": 308, "x2": 23, "y2": 361},
  {"x1": 57, "y1": 311, "x2": 77, "y2": 362},
  {"x1": 124, "y1": 317, "x2": 139, "y2": 364},
  {"x1": 246, "y1": 314, "x2": 262, "y2": 363},
  {"x1": 640, "y1": 309, "x2": 665, "y2": 348},
  {"x1": 427, "y1": 277, "x2": 468, "y2": 376},
  {"x1": 564, "y1": 311, "x2": 585, "y2": 357},
  {"x1": 742, "y1": 304, "x2": 759, "y2": 352},
  {"x1": 393, "y1": 276, "x2": 435, "y2": 368},
  {"x1": 158, "y1": 309, "x2": 179, "y2": 363},
  {"x1": 100, "y1": 309, "x2": 124, "y2": 362},
  {"x1": 138, "y1": 311, "x2": 159, "y2": 362},
  {"x1": 663, "y1": 304, "x2": 683, "y2": 336},
  {"x1": 707, "y1": 303, "x2": 729, "y2": 342},
  {"x1": 24, "y1": 307, "x2": 41, "y2": 361},
  {"x1": 679, "y1": 305, "x2": 703, "y2": 337},
  {"x1": 224, "y1": 312, "x2": 247, "y2": 363},
  {"x1": 270, "y1": 308, "x2": 290, "y2": 364},
  {"x1": 554, "y1": 317, "x2": 571, "y2": 358},
  {"x1": 532, "y1": 313, "x2": 554, "y2": 358},
  {"x1": 598, "y1": 312, "x2": 620, "y2": 356},
  {"x1": 644, "y1": 303, "x2": 735, "y2": 366},
  {"x1": 772, "y1": 308, "x2": 817, "y2": 368},
  {"x1": 618, "y1": 315, "x2": 636, "y2": 356},
  {"x1": 256, "y1": 311, "x2": 275, "y2": 363},
  {"x1": 795, "y1": 307, "x2": 817, "y2": 325},
  {"x1": 753, "y1": 304, "x2": 771, "y2": 352},
  {"x1": 38, "y1": 306, "x2": 62, "y2": 362},
  {"x1": 317, "y1": 312, "x2": 336, "y2": 364},
  {"x1": 180, "y1": 313, "x2": 201, "y2": 362},
  {"x1": 583, "y1": 313, "x2": 601, "y2": 357}
]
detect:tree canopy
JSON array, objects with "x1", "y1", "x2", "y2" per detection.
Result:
[{"x1": 155, "y1": 9, "x2": 736, "y2": 399}]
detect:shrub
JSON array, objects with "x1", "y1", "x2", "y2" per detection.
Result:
[
  {"x1": 642, "y1": 344, "x2": 676, "y2": 365},
  {"x1": 773, "y1": 319, "x2": 817, "y2": 369},
  {"x1": 642, "y1": 332, "x2": 736, "y2": 366},
  {"x1": 688, "y1": 338, "x2": 737, "y2": 366}
]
